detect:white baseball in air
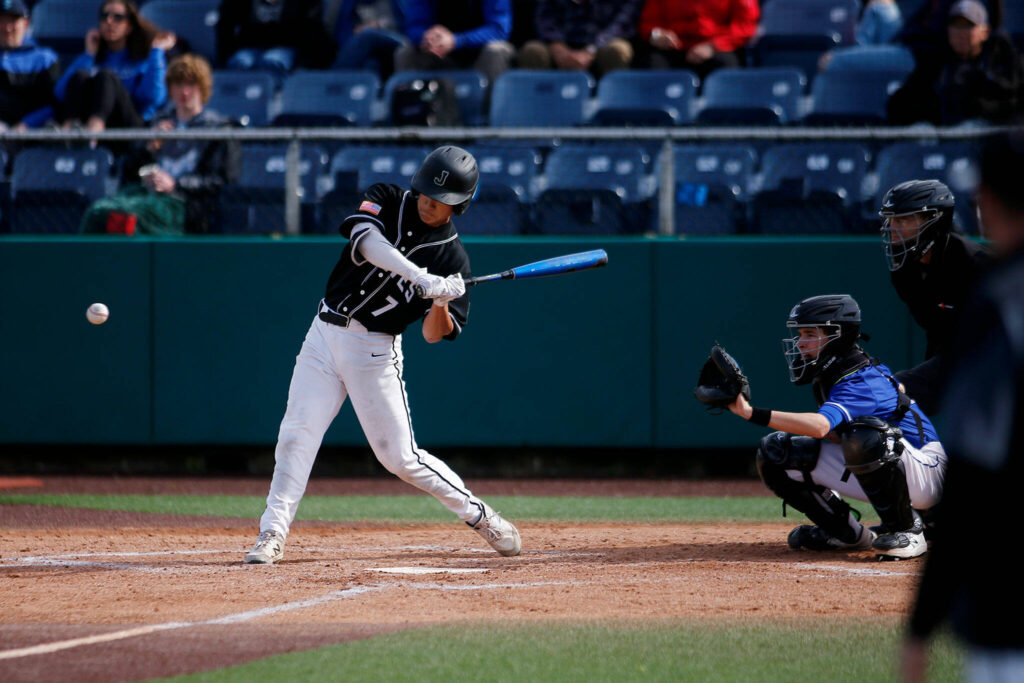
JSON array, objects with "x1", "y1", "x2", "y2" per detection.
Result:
[{"x1": 86, "y1": 302, "x2": 109, "y2": 325}]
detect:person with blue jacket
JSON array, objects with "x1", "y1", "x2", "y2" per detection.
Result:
[
  {"x1": 393, "y1": 0, "x2": 513, "y2": 82},
  {"x1": 54, "y1": 0, "x2": 174, "y2": 132},
  {"x1": 0, "y1": 0, "x2": 60, "y2": 130}
]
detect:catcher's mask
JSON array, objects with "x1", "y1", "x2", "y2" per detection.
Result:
[
  {"x1": 879, "y1": 179, "x2": 955, "y2": 271},
  {"x1": 411, "y1": 145, "x2": 479, "y2": 216},
  {"x1": 782, "y1": 294, "x2": 861, "y2": 385}
]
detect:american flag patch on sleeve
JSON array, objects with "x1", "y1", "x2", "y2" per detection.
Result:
[{"x1": 359, "y1": 201, "x2": 382, "y2": 216}]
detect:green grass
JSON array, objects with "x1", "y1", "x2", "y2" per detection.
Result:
[
  {"x1": 0, "y1": 493, "x2": 801, "y2": 522},
  {"x1": 163, "y1": 620, "x2": 962, "y2": 682}
]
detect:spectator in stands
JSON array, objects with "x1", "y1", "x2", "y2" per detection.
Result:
[
  {"x1": 54, "y1": 0, "x2": 175, "y2": 133},
  {"x1": 216, "y1": 0, "x2": 338, "y2": 76},
  {"x1": 517, "y1": 0, "x2": 643, "y2": 79},
  {"x1": 80, "y1": 54, "x2": 241, "y2": 235},
  {"x1": 393, "y1": 0, "x2": 513, "y2": 83},
  {"x1": 887, "y1": 0, "x2": 1024, "y2": 126},
  {"x1": 0, "y1": 0, "x2": 60, "y2": 131},
  {"x1": 332, "y1": 0, "x2": 407, "y2": 79},
  {"x1": 898, "y1": 0, "x2": 1002, "y2": 63},
  {"x1": 855, "y1": 0, "x2": 904, "y2": 45},
  {"x1": 634, "y1": 0, "x2": 759, "y2": 79}
]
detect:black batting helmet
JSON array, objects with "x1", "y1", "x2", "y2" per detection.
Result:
[
  {"x1": 879, "y1": 179, "x2": 956, "y2": 271},
  {"x1": 782, "y1": 294, "x2": 862, "y2": 385},
  {"x1": 411, "y1": 145, "x2": 479, "y2": 215}
]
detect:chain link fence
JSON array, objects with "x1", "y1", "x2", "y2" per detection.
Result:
[{"x1": 0, "y1": 125, "x2": 1001, "y2": 237}]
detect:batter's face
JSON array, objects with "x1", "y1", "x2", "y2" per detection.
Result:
[{"x1": 417, "y1": 194, "x2": 455, "y2": 227}]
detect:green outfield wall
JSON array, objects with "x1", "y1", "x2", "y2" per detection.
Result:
[{"x1": 0, "y1": 236, "x2": 925, "y2": 448}]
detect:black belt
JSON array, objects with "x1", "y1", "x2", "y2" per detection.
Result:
[{"x1": 318, "y1": 301, "x2": 350, "y2": 328}]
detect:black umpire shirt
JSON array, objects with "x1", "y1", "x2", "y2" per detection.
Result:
[
  {"x1": 890, "y1": 232, "x2": 990, "y2": 360},
  {"x1": 324, "y1": 183, "x2": 471, "y2": 340}
]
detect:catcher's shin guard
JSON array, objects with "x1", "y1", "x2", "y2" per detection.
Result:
[
  {"x1": 841, "y1": 417, "x2": 915, "y2": 532},
  {"x1": 756, "y1": 432, "x2": 861, "y2": 544}
]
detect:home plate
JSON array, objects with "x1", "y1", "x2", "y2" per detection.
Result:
[{"x1": 368, "y1": 567, "x2": 490, "y2": 575}]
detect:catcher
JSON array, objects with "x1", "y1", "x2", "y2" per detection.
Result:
[{"x1": 695, "y1": 294, "x2": 947, "y2": 559}]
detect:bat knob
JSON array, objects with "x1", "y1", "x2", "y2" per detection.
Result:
[{"x1": 414, "y1": 285, "x2": 426, "y2": 298}]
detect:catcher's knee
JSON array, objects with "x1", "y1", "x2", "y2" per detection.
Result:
[
  {"x1": 840, "y1": 416, "x2": 903, "y2": 476},
  {"x1": 756, "y1": 431, "x2": 821, "y2": 493}
]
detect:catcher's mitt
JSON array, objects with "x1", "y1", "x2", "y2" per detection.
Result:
[{"x1": 693, "y1": 344, "x2": 751, "y2": 411}]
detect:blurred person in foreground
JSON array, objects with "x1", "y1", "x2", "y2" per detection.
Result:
[{"x1": 902, "y1": 126, "x2": 1024, "y2": 682}]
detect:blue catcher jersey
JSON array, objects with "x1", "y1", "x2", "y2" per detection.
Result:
[{"x1": 818, "y1": 362, "x2": 939, "y2": 447}]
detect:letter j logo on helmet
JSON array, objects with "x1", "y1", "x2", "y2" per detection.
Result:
[{"x1": 434, "y1": 170, "x2": 449, "y2": 186}]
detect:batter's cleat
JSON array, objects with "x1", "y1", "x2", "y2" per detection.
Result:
[
  {"x1": 244, "y1": 530, "x2": 285, "y2": 565},
  {"x1": 872, "y1": 514, "x2": 927, "y2": 560},
  {"x1": 469, "y1": 504, "x2": 522, "y2": 557},
  {"x1": 787, "y1": 523, "x2": 875, "y2": 552}
]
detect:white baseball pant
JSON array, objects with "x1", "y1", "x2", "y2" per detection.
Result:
[{"x1": 258, "y1": 315, "x2": 486, "y2": 537}]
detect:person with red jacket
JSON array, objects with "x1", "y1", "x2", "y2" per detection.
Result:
[{"x1": 636, "y1": 0, "x2": 760, "y2": 79}]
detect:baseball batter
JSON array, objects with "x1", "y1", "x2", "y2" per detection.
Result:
[
  {"x1": 726, "y1": 294, "x2": 946, "y2": 559},
  {"x1": 244, "y1": 145, "x2": 521, "y2": 564}
]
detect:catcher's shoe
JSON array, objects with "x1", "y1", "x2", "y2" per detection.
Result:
[
  {"x1": 244, "y1": 529, "x2": 285, "y2": 565},
  {"x1": 469, "y1": 504, "x2": 522, "y2": 557},
  {"x1": 787, "y1": 523, "x2": 875, "y2": 551},
  {"x1": 872, "y1": 513, "x2": 927, "y2": 560}
]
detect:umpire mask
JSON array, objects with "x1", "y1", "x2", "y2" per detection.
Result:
[{"x1": 879, "y1": 179, "x2": 955, "y2": 271}]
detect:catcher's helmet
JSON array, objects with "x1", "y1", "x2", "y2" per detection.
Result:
[
  {"x1": 783, "y1": 294, "x2": 862, "y2": 385},
  {"x1": 879, "y1": 179, "x2": 956, "y2": 271},
  {"x1": 411, "y1": 145, "x2": 479, "y2": 215}
]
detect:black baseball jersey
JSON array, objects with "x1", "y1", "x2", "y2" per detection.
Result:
[{"x1": 324, "y1": 183, "x2": 471, "y2": 339}]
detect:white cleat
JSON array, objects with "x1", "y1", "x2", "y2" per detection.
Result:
[
  {"x1": 469, "y1": 504, "x2": 522, "y2": 557},
  {"x1": 244, "y1": 529, "x2": 285, "y2": 565},
  {"x1": 872, "y1": 513, "x2": 927, "y2": 560}
]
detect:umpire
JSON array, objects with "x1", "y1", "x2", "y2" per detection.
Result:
[
  {"x1": 879, "y1": 179, "x2": 990, "y2": 415},
  {"x1": 902, "y1": 130, "x2": 1024, "y2": 681}
]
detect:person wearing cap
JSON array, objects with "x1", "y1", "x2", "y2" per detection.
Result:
[
  {"x1": 0, "y1": 0, "x2": 61, "y2": 130},
  {"x1": 887, "y1": 0, "x2": 1024, "y2": 126}
]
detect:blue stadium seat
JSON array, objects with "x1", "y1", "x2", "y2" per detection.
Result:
[
  {"x1": 823, "y1": 44, "x2": 915, "y2": 75},
  {"x1": 534, "y1": 144, "x2": 652, "y2": 234},
  {"x1": 272, "y1": 70, "x2": 379, "y2": 127},
  {"x1": 29, "y1": 0, "x2": 100, "y2": 63},
  {"x1": 140, "y1": 0, "x2": 220, "y2": 62},
  {"x1": 666, "y1": 145, "x2": 758, "y2": 234},
  {"x1": 489, "y1": 71, "x2": 593, "y2": 127},
  {"x1": 218, "y1": 144, "x2": 329, "y2": 233},
  {"x1": 458, "y1": 146, "x2": 544, "y2": 234},
  {"x1": 696, "y1": 67, "x2": 806, "y2": 126},
  {"x1": 383, "y1": 70, "x2": 489, "y2": 126},
  {"x1": 874, "y1": 141, "x2": 981, "y2": 233},
  {"x1": 320, "y1": 146, "x2": 429, "y2": 231},
  {"x1": 10, "y1": 147, "x2": 114, "y2": 233},
  {"x1": 752, "y1": 143, "x2": 871, "y2": 234},
  {"x1": 590, "y1": 70, "x2": 699, "y2": 126},
  {"x1": 208, "y1": 71, "x2": 275, "y2": 127},
  {"x1": 749, "y1": 0, "x2": 859, "y2": 79},
  {"x1": 803, "y1": 69, "x2": 906, "y2": 125}
]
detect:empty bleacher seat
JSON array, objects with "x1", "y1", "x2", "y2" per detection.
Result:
[
  {"x1": 489, "y1": 71, "x2": 593, "y2": 127},
  {"x1": 29, "y1": 0, "x2": 100, "y2": 63},
  {"x1": 140, "y1": 0, "x2": 219, "y2": 62},
  {"x1": 320, "y1": 146, "x2": 429, "y2": 231},
  {"x1": 209, "y1": 71, "x2": 275, "y2": 127},
  {"x1": 874, "y1": 141, "x2": 981, "y2": 233},
  {"x1": 458, "y1": 145, "x2": 544, "y2": 234},
  {"x1": 666, "y1": 145, "x2": 758, "y2": 234},
  {"x1": 272, "y1": 70, "x2": 379, "y2": 127},
  {"x1": 803, "y1": 69, "x2": 905, "y2": 125},
  {"x1": 752, "y1": 143, "x2": 871, "y2": 234},
  {"x1": 696, "y1": 67, "x2": 806, "y2": 126},
  {"x1": 10, "y1": 147, "x2": 114, "y2": 233},
  {"x1": 590, "y1": 70, "x2": 699, "y2": 126},
  {"x1": 383, "y1": 70, "x2": 489, "y2": 126},
  {"x1": 534, "y1": 143, "x2": 652, "y2": 234},
  {"x1": 822, "y1": 44, "x2": 915, "y2": 75},
  {"x1": 749, "y1": 0, "x2": 859, "y2": 79},
  {"x1": 1004, "y1": 1, "x2": 1024, "y2": 51},
  {"x1": 218, "y1": 144, "x2": 329, "y2": 233}
]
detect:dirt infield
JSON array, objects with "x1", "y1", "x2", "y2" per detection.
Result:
[{"x1": 0, "y1": 477, "x2": 923, "y2": 682}]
